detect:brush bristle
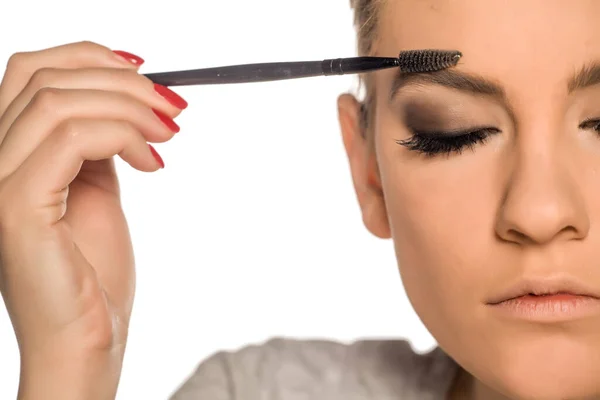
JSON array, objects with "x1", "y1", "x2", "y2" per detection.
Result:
[{"x1": 397, "y1": 50, "x2": 462, "y2": 73}]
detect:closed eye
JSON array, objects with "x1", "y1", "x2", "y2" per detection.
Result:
[
  {"x1": 580, "y1": 118, "x2": 600, "y2": 132},
  {"x1": 396, "y1": 127, "x2": 501, "y2": 157}
]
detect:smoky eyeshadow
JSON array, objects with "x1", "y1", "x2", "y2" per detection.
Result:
[
  {"x1": 403, "y1": 101, "x2": 451, "y2": 130},
  {"x1": 401, "y1": 100, "x2": 486, "y2": 135}
]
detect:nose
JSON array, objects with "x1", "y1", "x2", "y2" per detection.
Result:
[{"x1": 495, "y1": 138, "x2": 589, "y2": 245}]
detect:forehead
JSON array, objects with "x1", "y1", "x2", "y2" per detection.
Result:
[{"x1": 377, "y1": 0, "x2": 600, "y2": 92}]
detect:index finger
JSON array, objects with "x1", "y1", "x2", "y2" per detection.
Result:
[{"x1": 0, "y1": 41, "x2": 142, "y2": 115}]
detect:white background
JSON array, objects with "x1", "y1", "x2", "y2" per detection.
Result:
[{"x1": 0, "y1": 1, "x2": 435, "y2": 398}]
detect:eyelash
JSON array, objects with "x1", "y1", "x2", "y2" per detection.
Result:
[
  {"x1": 580, "y1": 118, "x2": 600, "y2": 132},
  {"x1": 396, "y1": 118, "x2": 600, "y2": 158},
  {"x1": 396, "y1": 127, "x2": 501, "y2": 157}
]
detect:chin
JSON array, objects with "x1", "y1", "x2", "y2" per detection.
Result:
[
  {"x1": 474, "y1": 336, "x2": 600, "y2": 400},
  {"x1": 495, "y1": 376, "x2": 600, "y2": 400}
]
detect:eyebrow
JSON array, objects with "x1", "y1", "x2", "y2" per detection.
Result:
[
  {"x1": 389, "y1": 69, "x2": 506, "y2": 101},
  {"x1": 389, "y1": 61, "x2": 600, "y2": 101},
  {"x1": 568, "y1": 63, "x2": 600, "y2": 93}
]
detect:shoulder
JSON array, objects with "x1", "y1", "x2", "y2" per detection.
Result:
[{"x1": 169, "y1": 337, "x2": 459, "y2": 400}]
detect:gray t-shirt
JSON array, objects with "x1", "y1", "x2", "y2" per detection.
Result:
[{"x1": 169, "y1": 338, "x2": 460, "y2": 399}]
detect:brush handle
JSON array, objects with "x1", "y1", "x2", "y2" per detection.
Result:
[{"x1": 143, "y1": 57, "x2": 399, "y2": 86}]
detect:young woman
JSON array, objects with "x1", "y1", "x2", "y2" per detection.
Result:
[{"x1": 2, "y1": 0, "x2": 600, "y2": 399}]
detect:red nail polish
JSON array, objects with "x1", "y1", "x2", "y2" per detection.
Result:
[
  {"x1": 148, "y1": 144, "x2": 165, "y2": 168},
  {"x1": 113, "y1": 50, "x2": 145, "y2": 66},
  {"x1": 154, "y1": 84, "x2": 188, "y2": 109},
  {"x1": 153, "y1": 109, "x2": 180, "y2": 133}
]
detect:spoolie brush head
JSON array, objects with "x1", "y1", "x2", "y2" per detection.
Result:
[{"x1": 397, "y1": 50, "x2": 462, "y2": 73}]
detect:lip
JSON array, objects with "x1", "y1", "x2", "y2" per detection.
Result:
[
  {"x1": 487, "y1": 276, "x2": 600, "y2": 322},
  {"x1": 487, "y1": 276, "x2": 600, "y2": 304}
]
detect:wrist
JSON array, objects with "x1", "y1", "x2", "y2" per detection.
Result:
[{"x1": 18, "y1": 345, "x2": 125, "y2": 400}]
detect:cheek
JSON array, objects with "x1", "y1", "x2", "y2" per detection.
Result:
[{"x1": 375, "y1": 130, "x2": 502, "y2": 333}]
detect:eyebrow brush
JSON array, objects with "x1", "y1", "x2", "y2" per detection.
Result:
[{"x1": 143, "y1": 49, "x2": 462, "y2": 87}]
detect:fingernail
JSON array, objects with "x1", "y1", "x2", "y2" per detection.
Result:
[
  {"x1": 154, "y1": 84, "x2": 188, "y2": 109},
  {"x1": 153, "y1": 109, "x2": 180, "y2": 133},
  {"x1": 113, "y1": 50, "x2": 145, "y2": 66},
  {"x1": 148, "y1": 144, "x2": 165, "y2": 168}
]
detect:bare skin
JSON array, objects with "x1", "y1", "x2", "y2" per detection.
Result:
[
  {"x1": 338, "y1": 0, "x2": 600, "y2": 399},
  {"x1": 4, "y1": 1, "x2": 600, "y2": 400},
  {"x1": 0, "y1": 42, "x2": 185, "y2": 399}
]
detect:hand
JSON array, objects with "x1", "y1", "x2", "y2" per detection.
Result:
[{"x1": 0, "y1": 41, "x2": 187, "y2": 399}]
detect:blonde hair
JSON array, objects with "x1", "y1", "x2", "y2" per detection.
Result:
[
  {"x1": 350, "y1": 0, "x2": 385, "y2": 139},
  {"x1": 351, "y1": 0, "x2": 383, "y2": 56}
]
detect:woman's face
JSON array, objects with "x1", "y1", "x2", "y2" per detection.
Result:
[{"x1": 339, "y1": 0, "x2": 600, "y2": 398}]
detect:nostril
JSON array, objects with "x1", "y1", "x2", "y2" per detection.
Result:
[{"x1": 497, "y1": 228, "x2": 531, "y2": 245}]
